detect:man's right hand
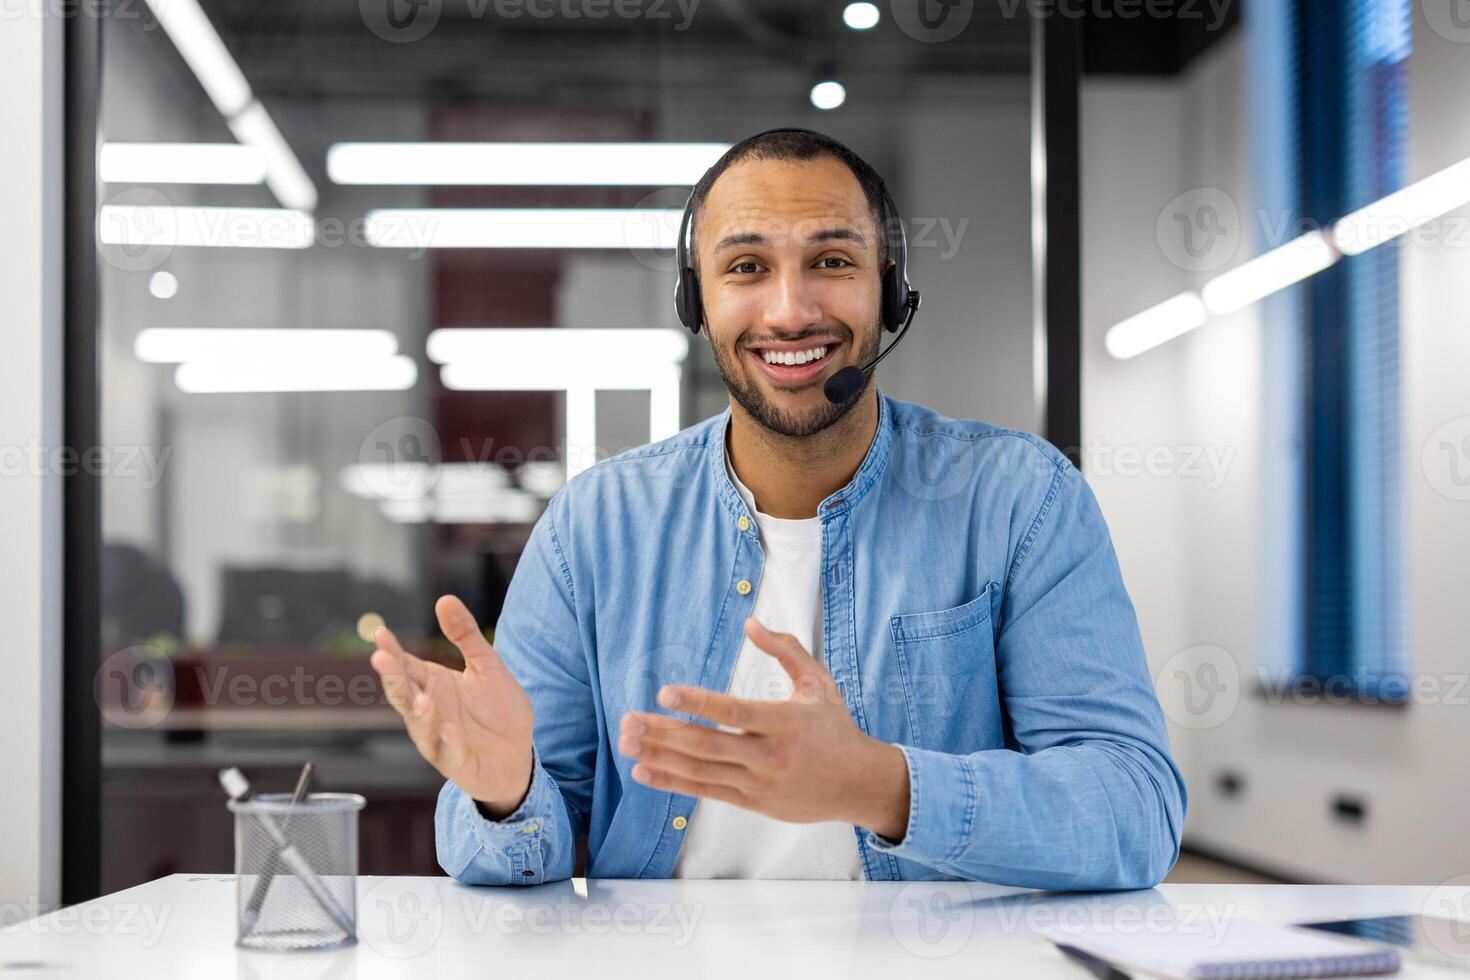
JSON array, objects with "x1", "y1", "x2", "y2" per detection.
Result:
[{"x1": 370, "y1": 595, "x2": 536, "y2": 820}]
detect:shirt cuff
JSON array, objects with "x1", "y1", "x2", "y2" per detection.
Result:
[
  {"x1": 464, "y1": 744, "x2": 554, "y2": 855},
  {"x1": 862, "y1": 742, "x2": 977, "y2": 869}
]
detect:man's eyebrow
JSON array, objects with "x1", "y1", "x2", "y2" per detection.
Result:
[
  {"x1": 712, "y1": 232, "x2": 769, "y2": 253},
  {"x1": 806, "y1": 227, "x2": 867, "y2": 247}
]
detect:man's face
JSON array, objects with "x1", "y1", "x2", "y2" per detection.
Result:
[{"x1": 695, "y1": 156, "x2": 885, "y2": 438}]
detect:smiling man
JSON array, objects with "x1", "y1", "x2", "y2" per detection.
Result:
[{"x1": 371, "y1": 128, "x2": 1187, "y2": 886}]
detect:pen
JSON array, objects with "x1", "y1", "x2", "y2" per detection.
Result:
[
  {"x1": 241, "y1": 762, "x2": 315, "y2": 933},
  {"x1": 1055, "y1": 943, "x2": 1133, "y2": 980}
]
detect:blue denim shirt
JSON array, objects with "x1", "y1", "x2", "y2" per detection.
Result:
[{"x1": 435, "y1": 390, "x2": 1187, "y2": 888}]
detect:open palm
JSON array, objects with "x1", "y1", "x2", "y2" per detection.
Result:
[{"x1": 370, "y1": 594, "x2": 536, "y2": 817}]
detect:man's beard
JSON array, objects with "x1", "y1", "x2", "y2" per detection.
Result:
[{"x1": 709, "y1": 321, "x2": 882, "y2": 438}]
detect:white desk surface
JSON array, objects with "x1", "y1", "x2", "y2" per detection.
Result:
[{"x1": 2, "y1": 876, "x2": 1467, "y2": 979}]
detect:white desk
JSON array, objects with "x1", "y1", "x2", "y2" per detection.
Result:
[{"x1": 1, "y1": 876, "x2": 1466, "y2": 978}]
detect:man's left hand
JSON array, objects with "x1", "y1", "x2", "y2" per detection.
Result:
[{"x1": 617, "y1": 617, "x2": 911, "y2": 841}]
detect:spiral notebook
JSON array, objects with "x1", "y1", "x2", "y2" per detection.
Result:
[{"x1": 1042, "y1": 915, "x2": 1401, "y2": 979}]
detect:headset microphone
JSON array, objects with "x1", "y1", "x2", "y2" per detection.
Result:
[{"x1": 822, "y1": 289, "x2": 921, "y2": 404}]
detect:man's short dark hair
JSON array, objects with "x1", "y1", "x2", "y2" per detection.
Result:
[{"x1": 687, "y1": 129, "x2": 891, "y2": 272}]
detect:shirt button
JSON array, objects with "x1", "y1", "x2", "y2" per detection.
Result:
[
  {"x1": 737, "y1": 516, "x2": 750, "y2": 532},
  {"x1": 672, "y1": 815, "x2": 688, "y2": 830},
  {"x1": 736, "y1": 579, "x2": 752, "y2": 595},
  {"x1": 523, "y1": 824, "x2": 539, "y2": 833}
]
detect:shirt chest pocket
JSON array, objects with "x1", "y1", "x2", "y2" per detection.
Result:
[{"x1": 888, "y1": 582, "x2": 1003, "y2": 754}]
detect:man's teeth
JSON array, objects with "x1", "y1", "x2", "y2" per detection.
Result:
[{"x1": 760, "y1": 345, "x2": 828, "y2": 366}]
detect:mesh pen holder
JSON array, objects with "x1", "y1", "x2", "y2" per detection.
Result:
[{"x1": 228, "y1": 792, "x2": 365, "y2": 952}]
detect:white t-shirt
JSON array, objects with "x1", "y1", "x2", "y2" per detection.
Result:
[{"x1": 670, "y1": 450, "x2": 865, "y2": 880}]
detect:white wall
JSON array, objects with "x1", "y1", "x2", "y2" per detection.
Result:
[
  {"x1": 0, "y1": 5, "x2": 63, "y2": 916},
  {"x1": 1083, "y1": 19, "x2": 1470, "y2": 883}
]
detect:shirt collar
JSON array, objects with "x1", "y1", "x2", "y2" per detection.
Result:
[{"x1": 707, "y1": 387, "x2": 895, "y2": 524}]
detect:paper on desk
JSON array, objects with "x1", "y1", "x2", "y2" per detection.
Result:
[{"x1": 1042, "y1": 915, "x2": 1401, "y2": 979}]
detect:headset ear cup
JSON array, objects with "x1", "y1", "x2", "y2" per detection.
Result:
[
  {"x1": 676, "y1": 267, "x2": 702, "y2": 334},
  {"x1": 881, "y1": 263, "x2": 903, "y2": 332}
]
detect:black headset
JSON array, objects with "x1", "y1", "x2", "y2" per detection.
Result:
[{"x1": 672, "y1": 130, "x2": 921, "y2": 406}]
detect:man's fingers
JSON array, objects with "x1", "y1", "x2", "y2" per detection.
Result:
[
  {"x1": 621, "y1": 711, "x2": 765, "y2": 766},
  {"x1": 743, "y1": 618, "x2": 835, "y2": 704},
  {"x1": 401, "y1": 685, "x2": 445, "y2": 764},
  {"x1": 656, "y1": 685, "x2": 782, "y2": 733},
  {"x1": 372, "y1": 625, "x2": 430, "y2": 687},
  {"x1": 370, "y1": 646, "x2": 419, "y2": 717},
  {"x1": 619, "y1": 735, "x2": 749, "y2": 789},
  {"x1": 435, "y1": 594, "x2": 504, "y2": 672},
  {"x1": 630, "y1": 763, "x2": 750, "y2": 808}
]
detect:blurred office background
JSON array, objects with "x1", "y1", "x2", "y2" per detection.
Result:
[{"x1": 7, "y1": 0, "x2": 1470, "y2": 904}]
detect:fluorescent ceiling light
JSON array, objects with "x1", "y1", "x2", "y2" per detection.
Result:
[
  {"x1": 327, "y1": 142, "x2": 730, "y2": 187},
  {"x1": 99, "y1": 206, "x2": 315, "y2": 249},
  {"x1": 428, "y1": 328, "x2": 688, "y2": 477},
  {"x1": 141, "y1": 0, "x2": 252, "y2": 117},
  {"x1": 100, "y1": 143, "x2": 266, "y2": 184},
  {"x1": 1332, "y1": 155, "x2": 1470, "y2": 255},
  {"x1": 810, "y1": 80, "x2": 846, "y2": 111},
  {"x1": 1200, "y1": 230, "x2": 1338, "y2": 315},
  {"x1": 1103, "y1": 292, "x2": 1208, "y2": 360},
  {"x1": 135, "y1": 328, "x2": 398, "y2": 363},
  {"x1": 1108, "y1": 151, "x2": 1470, "y2": 359},
  {"x1": 426, "y1": 327, "x2": 688, "y2": 365},
  {"x1": 139, "y1": 0, "x2": 316, "y2": 210},
  {"x1": 227, "y1": 103, "x2": 319, "y2": 210},
  {"x1": 843, "y1": 2, "x2": 880, "y2": 29},
  {"x1": 174, "y1": 355, "x2": 417, "y2": 393},
  {"x1": 365, "y1": 208, "x2": 682, "y2": 250}
]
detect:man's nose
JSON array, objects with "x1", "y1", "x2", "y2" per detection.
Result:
[{"x1": 761, "y1": 267, "x2": 823, "y2": 333}]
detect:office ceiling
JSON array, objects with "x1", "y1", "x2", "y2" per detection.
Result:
[{"x1": 193, "y1": 0, "x2": 1036, "y2": 105}]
